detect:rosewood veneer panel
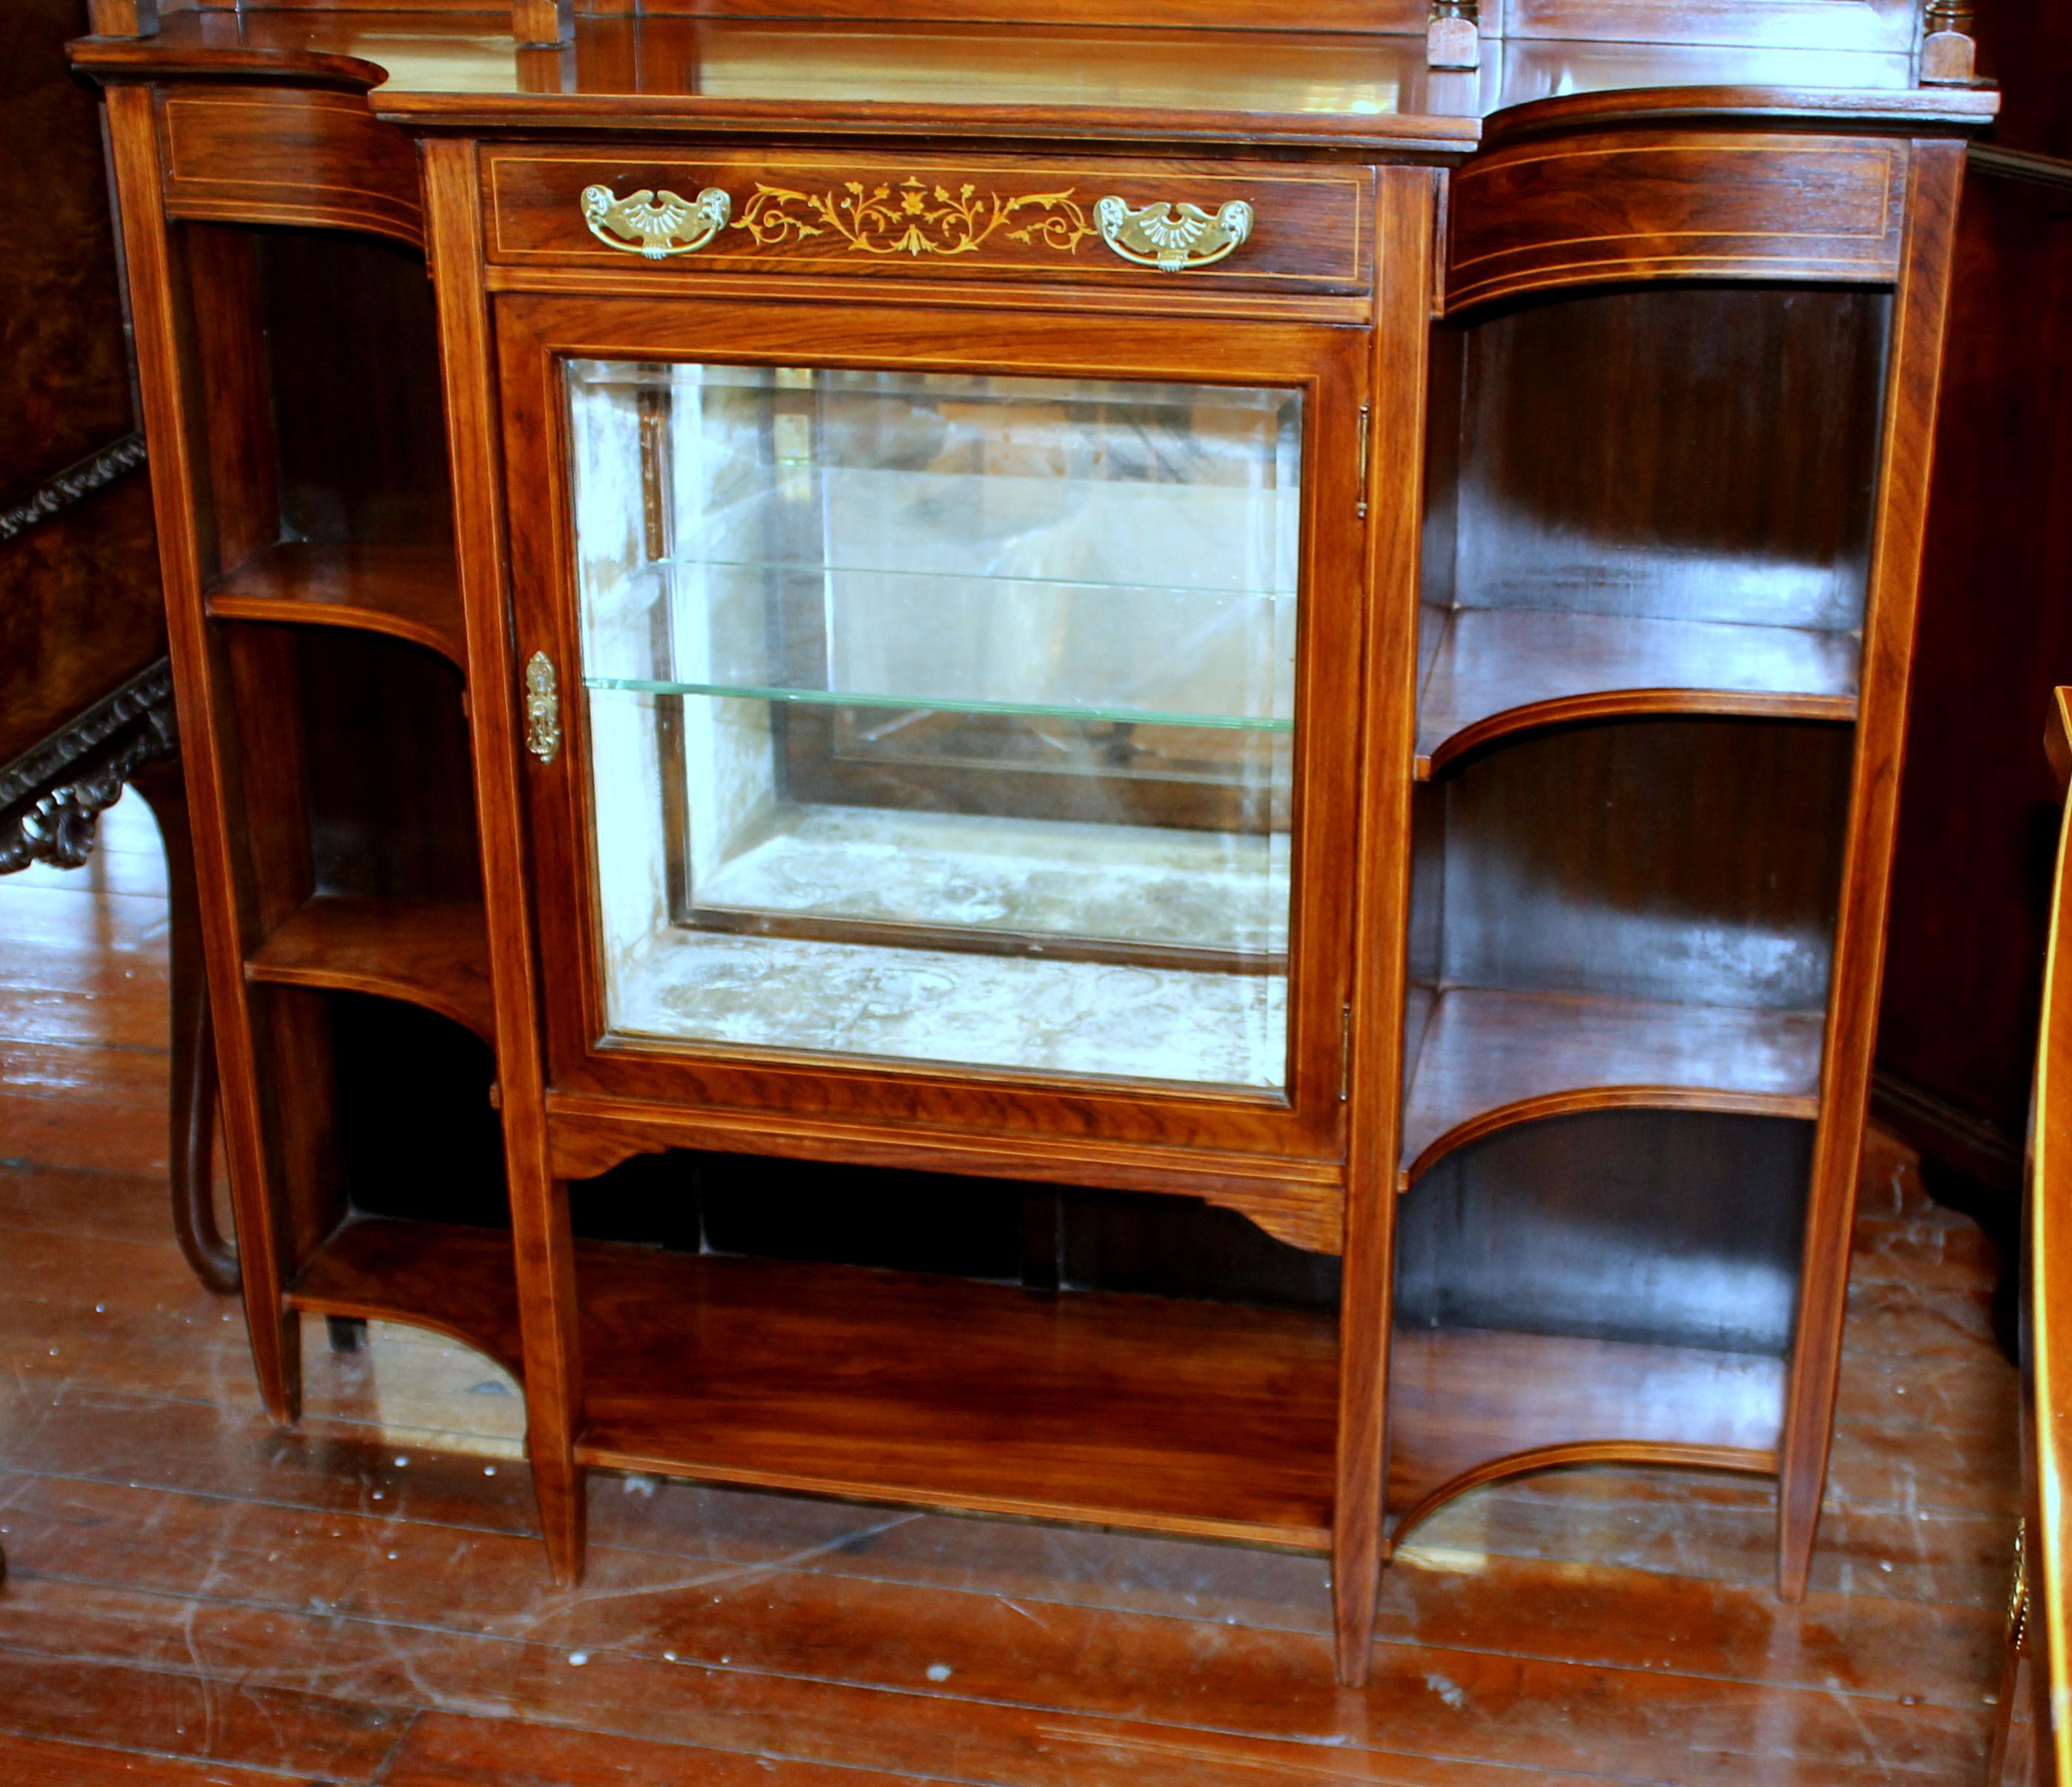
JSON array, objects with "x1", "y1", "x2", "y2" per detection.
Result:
[
  {"x1": 1444, "y1": 131, "x2": 1907, "y2": 312},
  {"x1": 159, "y1": 88, "x2": 423, "y2": 248}
]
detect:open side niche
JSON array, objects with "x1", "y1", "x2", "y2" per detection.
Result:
[
  {"x1": 191, "y1": 223, "x2": 466, "y2": 667},
  {"x1": 277, "y1": 989, "x2": 512, "y2": 1350},
  {"x1": 232, "y1": 627, "x2": 491, "y2": 1036},
  {"x1": 1402, "y1": 715, "x2": 1852, "y2": 1183},
  {"x1": 1388, "y1": 1109, "x2": 1808, "y2": 1539},
  {"x1": 1416, "y1": 284, "x2": 1891, "y2": 777}
]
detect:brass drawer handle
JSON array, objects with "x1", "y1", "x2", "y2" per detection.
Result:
[
  {"x1": 581, "y1": 184, "x2": 732, "y2": 259},
  {"x1": 1094, "y1": 197, "x2": 1254, "y2": 272}
]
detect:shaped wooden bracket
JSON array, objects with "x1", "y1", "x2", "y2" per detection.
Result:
[
  {"x1": 512, "y1": 0, "x2": 573, "y2": 49},
  {"x1": 1428, "y1": 0, "x2": 1481, "y2": 72},
  {"x1": 1918, "y1": 0, "x2": 1978, "y2": 85}
]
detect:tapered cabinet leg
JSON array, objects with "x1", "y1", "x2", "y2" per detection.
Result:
[
  {"x1": 422, "y1": 136, "x2": 592, "y2": 1591},
  {"x1": 533, "y1": 1441, "x2": 588, "y2": 1586},
  {"x1": 1329, "y1": 164, "x2": 1439, "y2": 1690},
  {"x1": 1333, "y1": 1184, "x2": 1389, "y2": 1686},
  {"x1": 105, "y1": 90, "x2": 309, "y2": 1427},
  {"x1": 1775, "y1": 141, "x2": 1968, "y2": 1607}
]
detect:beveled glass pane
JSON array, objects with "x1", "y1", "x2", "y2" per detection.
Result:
[{"x1": 570, "y1": 359, "x2": 1302, "y2": 1089}]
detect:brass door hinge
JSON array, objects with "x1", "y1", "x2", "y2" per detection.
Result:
[
  {"x1": 2008, "y1": 1518, "x2": 2030, "y2": 1651},
  {"x1": 524, "y1": 651, "x2": 563, "y2": 764},
  {"x1": 1356, "y1": 404, "x2": 1371, "y2": 520},
  {"x1": 1340, "y1": 1003, "x2": 1353, "y2": 1101}
]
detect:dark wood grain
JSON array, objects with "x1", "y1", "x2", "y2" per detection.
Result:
[
  {"x1": 1445, "y1": 284, "x2": 1891, "y2": 635},
  {"x1": 286, "y1": 1214, "x2": 1341, "y2": 1547},
  {"x1": 1877, "y1": 166, "x2": 2072, "y2": 1206},
  {"x1": 69, "y1": 0, "x2": 2005, "y2": 1688},
  {"x1": 1332, "y1": 162, "x2": 1437, "y2": 1685},
  {"x1": 1398, "y1": 1110, "x2": 1815, "y2": 1355},
  {"x1": 0, "y1": 472, "x2": 162, "y2": 775},
  {"x1": 244, "y1": 894, "x2": 495, "y2": 1042},
  {"x1": 1424, "y1": 718, "x2": 1853, "y2": 1013},
  {"x1": 104, "y1": 83, "x2": 308, "y2": 1425},
  {"x1": 0, "y1": 849, "x2": 2026, "y2": 1787}
]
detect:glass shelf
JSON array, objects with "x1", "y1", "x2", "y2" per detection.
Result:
[{"x1": 579, "y1": 504, "x2": 1299, "y2": 733}]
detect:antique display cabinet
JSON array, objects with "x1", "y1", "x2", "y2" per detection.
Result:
[{"x1": 71, "y1": 0, "x2": 1996, "y2": 1684}]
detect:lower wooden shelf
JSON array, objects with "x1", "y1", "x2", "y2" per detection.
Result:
[
  {"x1": 286, "y1": 1216, "x2": 1339, "y2": 1549},
  {"x1": 245, "y1": 894, "x2": 495, "y2": 1041},
  {"x1": 1400, "y1": 985, "x2": 1825, "y2": 1186},
  {"x1": 287, "y1": 1220, "x2": 1789, "y2": 1554},
  {"x1": 1385, "y1": 1324, "x2": 1784, "y2": 1538}
]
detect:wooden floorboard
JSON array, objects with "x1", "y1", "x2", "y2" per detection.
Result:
[{"x1": 0, "y1": 792, "x2": 2023, "y2": 1784}]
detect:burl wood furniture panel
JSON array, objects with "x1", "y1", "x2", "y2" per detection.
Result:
[{"x1": 72, "y1": 0, "x2": 1998, "y2": 1694}]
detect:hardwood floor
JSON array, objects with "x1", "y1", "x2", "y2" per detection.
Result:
[{"x1": 0, "y1": 793, "x2": 2020, "y2": 1785}]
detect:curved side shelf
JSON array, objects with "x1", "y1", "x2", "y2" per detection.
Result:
[
  {"x1": 1388, "y1": 1438, "x2": 1776, "y2": 1553},
  {"x1": 245, "y1": 895, "x2": 495, "y2": 1043},
  {"x1": 1384, "y1": 1325, "x2": 1786, "y2": 1544},
  {"x1": 1399, "y1": 987, "x2": 1824, "y2": 1188},
  {"x1": 208, "y1": 541, "x2": 467, "y2": 670},
  {"x1": 1416, "y1": 608, "x2": 1859, "y2": 780},
  {"x1": 287, "y1": 1216, "x2": 524, "y2": 1381}
]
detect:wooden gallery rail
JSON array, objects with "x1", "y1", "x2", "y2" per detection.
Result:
[{"x1": 71, "y1": 0, "x2": 1996, "y2": 1684}]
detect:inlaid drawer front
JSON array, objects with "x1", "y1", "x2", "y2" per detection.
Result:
[
  {"x1": 1443, "y1": 131, "x2": 1907, "y2": 313},
  {"x1": 484, "y1": 148, "x2": 1373, "y2": 291}
]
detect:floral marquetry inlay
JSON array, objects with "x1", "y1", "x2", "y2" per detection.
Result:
[{"x1": 731, "y1": 177, "x2": 1094, "y2": 258}]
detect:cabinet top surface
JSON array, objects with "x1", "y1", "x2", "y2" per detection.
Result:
[{"x1": 72, "y1": 9, "x2": 1997, "y2": 149}]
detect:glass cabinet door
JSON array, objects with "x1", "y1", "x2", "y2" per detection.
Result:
[{"x1": 567, "y1": 359, "x2": 1303, "y2": 1092}]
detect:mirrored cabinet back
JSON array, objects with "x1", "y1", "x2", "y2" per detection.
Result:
[{"x1": 69, "y1": 0, "x2": 1999, "y2": 1685}]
